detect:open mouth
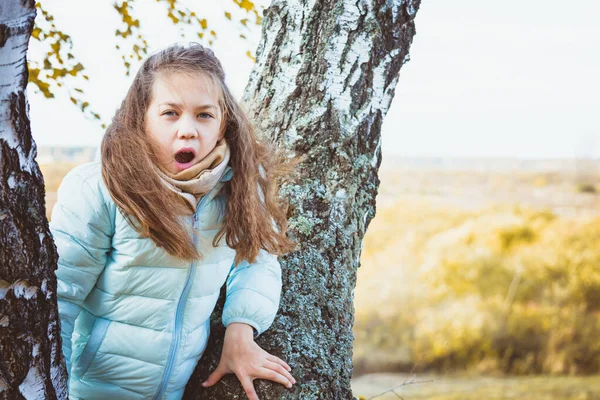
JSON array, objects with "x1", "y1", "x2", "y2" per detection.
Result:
[{"x1": 174, "y1": 149, "x2": 195, "y2": 164}]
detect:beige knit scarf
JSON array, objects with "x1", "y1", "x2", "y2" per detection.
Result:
[{"x1": 156, "y1": 139, "x2": 230, "y2": 213}]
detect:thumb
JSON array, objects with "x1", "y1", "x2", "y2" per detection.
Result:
[{"x1": 202, "y1": 364, "x2": 227, "y2": 388}]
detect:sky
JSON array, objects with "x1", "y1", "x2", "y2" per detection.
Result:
[{"x1": 26, "y1": 0, "x2": 600, "y2": 159}]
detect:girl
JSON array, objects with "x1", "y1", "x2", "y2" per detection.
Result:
[{"x1": 51, "y1": 43, "x2": 296, "y2": 400}]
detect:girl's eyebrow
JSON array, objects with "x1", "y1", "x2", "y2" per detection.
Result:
[{"x1": 159, "y1": 102, "x2": 217, "y2": 111}]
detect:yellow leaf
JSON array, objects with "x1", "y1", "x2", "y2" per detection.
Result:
[
  {"x1": 240, "y1": 18, "x2": 248, "y2": 27},
  {"x1": 31, "y1": 27, "x2": 42, "y2": 39},
  {"x1": 234, "y1": 0, "x2": 255, "y2": 12},
  {"x1": 242, "y1": 0, "x2": 255, "y2": 12},
  {"x1": 28, "y1": 67, "x2": 40, "y2": 80},
  {"x1": 42, "y1": 86, "x2": 53, "y2": 98},
  {"x1": 199, "y1": 18, "x2": 207, "y2": 29},
  {"x1": 168, "y1": 12, "x2": 179, "y2": 24},
  {"x1": 224, "y1": 12, "x2": 231, "y2": 20},
  {"x1": 245, "y1": 50, "x2": 256, "y2": 62},
  {"x1": 50, "y1": 41, "x2": 60, "y2": 54},
  {"x1": 51, "y1": 68, "x2": 67, "y2": 78}
]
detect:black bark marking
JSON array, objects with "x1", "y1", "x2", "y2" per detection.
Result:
[{"x1": 0, "y1": 24, "x2": 9, "y2": 48}]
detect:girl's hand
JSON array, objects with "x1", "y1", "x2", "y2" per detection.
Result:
[{"x1": 202, "y1": 323, "x2": 296, "y2": 400}]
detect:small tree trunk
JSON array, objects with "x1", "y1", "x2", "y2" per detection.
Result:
[
  {"x1": 186, "y1": 0, "x2": 421, "y2": 398},
  {"x1": 0, "y1": 1, "x2": 68, "y2": 398}
]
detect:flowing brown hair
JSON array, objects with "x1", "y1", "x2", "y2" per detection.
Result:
[{"x1": 101, "y1": 43, "x2": 295, "y2": 264}]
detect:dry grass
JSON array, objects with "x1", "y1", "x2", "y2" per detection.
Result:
[
  {"x1": 354, "y1": 167, "x2": 600, "y2": 375},
  {"x1": 40, "y1": 162, "x2": 79, "y2": 220}
]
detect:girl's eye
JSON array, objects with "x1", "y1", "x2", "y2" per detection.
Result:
[
  {"x1": 198, "y1": 112, "x2": 213, "y2": 119},
  {"x1": 162, "y1": 110, "x2": 178, "y2": 117}
]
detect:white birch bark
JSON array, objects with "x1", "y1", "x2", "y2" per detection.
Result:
[{"x1": 0, "y1": 1, "x2": 67, "y2": 398}]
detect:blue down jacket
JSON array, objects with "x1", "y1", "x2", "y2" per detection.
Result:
[{"x1": 50, "y1": 162, "x2": 281, "y2": 400}]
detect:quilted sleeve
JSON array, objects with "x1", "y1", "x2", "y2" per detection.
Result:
[
  {"x1": 49, "y1": 166, "x2": 114, "y2": 377},
  {"x1": 222, "y1": 249, "x2": 282, "y2": 338}
]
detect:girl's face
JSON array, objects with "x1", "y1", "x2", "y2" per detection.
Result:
[{"x1": 145, "y1": 72, "x2": 224, "y2": 174}]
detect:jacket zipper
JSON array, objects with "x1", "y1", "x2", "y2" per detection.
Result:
[
  {"x1": 152, "y1": 211, "x2": 199, "y2": 400},
  {"x1": 152, "y1": 181, "x2": 224, "y2": 399}
]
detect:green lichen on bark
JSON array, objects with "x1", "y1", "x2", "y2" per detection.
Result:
[{"x1": 289, "y1": 215, "x2": 315, "y2": 236}]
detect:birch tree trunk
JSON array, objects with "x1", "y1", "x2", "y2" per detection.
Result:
[
  {"x1": 0, "y1": 1, "x2": 68, "y2": 398},
  {"x1": 185, "y1": 0, "x2": 421, "y2": 398}
]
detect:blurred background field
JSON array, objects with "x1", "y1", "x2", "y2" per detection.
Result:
[
  {"x1": 39, "y1": 153, "x2": 600, "y2": 398},
  {"x1": 352, "y1": 157, "x2": 600, "y2": 398}
]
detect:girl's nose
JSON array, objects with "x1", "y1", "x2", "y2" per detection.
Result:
[{"x1": 177, "y1": 116, "x2": 198, "y2": 139}]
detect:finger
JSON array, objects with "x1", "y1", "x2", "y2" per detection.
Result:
[
  {"x1": 258, "y1": 367, "x2": 293, "y2": 389},
  {"x1": 239, "y1": 376, "x2": 259, "y2": 400},
  {"x1": 202, "y1": 365, "x2": 226, "y2": 388},
  {"x1": 265, "y1": 361, "x2": 296, "y2": 385},
  {"x1": 266, "y1": 355, "x2": 292, "y2": 372}
]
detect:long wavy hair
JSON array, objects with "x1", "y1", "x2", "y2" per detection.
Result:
[{"x1": 101, "y1": 43, "x2": 295, "y2": 264}]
